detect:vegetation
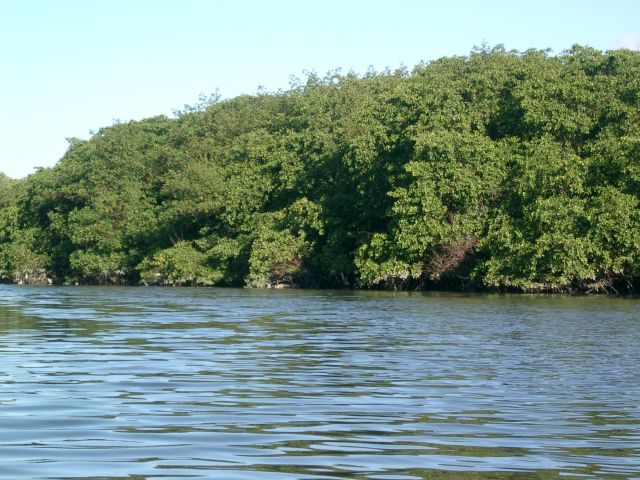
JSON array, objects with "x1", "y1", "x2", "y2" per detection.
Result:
[{"x1": 2, "y1": 46, "x2": 639, "y2": 293}]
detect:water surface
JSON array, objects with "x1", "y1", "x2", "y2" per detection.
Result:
[{"x1": 0, "y1": 286, "x2": 638, "y2": 479}]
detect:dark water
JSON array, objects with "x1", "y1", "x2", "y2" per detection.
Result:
[{"x1": 0, "y1": 286, "x2": 638, "y2": 480}]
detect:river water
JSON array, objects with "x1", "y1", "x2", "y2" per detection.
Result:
[{"x1": 0, "y1": 286, "x2": 638, "y2": 479}]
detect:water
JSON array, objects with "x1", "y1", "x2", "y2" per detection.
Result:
[{"x1": 0, "y1": 286, "x2": 638, "y2": 480}]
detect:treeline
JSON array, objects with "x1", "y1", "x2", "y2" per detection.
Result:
[{"x1": 1, "y1": 45, "x2": 639, "y2": 293}]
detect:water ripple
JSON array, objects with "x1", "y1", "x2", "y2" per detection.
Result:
[{"x1": 0, "y1": 286, "x2": 639, "y2": 479}]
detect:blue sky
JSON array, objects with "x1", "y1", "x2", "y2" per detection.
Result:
[{"x1": 1, "y1": 0, "x2": 639, "y2": 178}]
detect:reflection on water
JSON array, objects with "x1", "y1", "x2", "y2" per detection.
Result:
[{"x1": 0, "y1": 286, "x2": 639, "y2": 479}]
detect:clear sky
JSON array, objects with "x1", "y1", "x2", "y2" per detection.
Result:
[{"x1": 1, "y1": 0, "x2": 639, "y2": 179}]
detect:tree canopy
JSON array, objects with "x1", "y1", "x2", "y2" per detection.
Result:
[{"x1": 2, "y1": 46, "x2": 639, "y2": 293}]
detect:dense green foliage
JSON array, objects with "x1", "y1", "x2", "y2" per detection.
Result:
[{"x1": 2, "y1": 46, "x2": 639, "y2": 292}]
